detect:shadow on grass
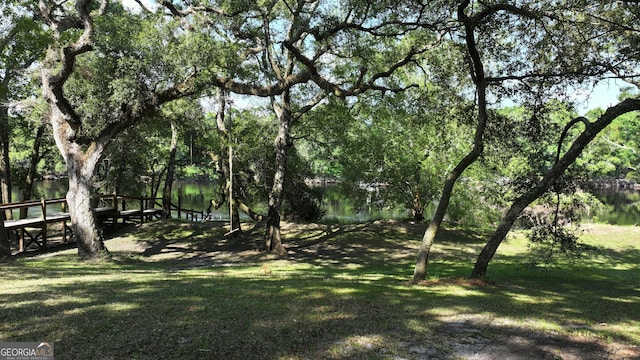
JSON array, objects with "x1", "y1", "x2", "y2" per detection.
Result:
[
  {"x1": 0, "y1": 220, "x2": 638, "y2": 359},
  {"x1": 0, "y1": 273, "x2": 621, "y2": 358},
  {"x1": 1, "y1": 269, "x2": 635, "y2": 359}
]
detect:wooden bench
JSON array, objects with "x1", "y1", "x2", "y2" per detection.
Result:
[
  {"x1": 104, "y1": 195, "x2": 163, "y2": 224},
  {"x1": 1, "y1": 199, "x2": 72, "y2": 252},
  {"x1": 1, "y1": 194, "x2": 165, "y2": 254}
]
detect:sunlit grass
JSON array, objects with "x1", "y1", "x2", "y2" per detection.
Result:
[{"x1": 0, "y1": 220, "x2": 638, "y2": 359}]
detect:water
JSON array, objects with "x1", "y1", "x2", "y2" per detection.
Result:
[
  {"x1": 593, "y1": 190, "x2": 640, "y2": 226},
  {"x1": 7, "y1": 180, "x2": 640, "y2": 225},
  {"x1": 320, "y1": 186, "x2": 411, "y2": 222},
  {"x1": 8, "y1": 180, "x2": 227, "y2": 221}
]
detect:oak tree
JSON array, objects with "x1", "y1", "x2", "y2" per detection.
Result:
[
  {"x1": 158, "y1": 0, "x2": 447, "y2": 253},
  {"x1": 413, "y1": 0, "x2": 640, "y2": 282}
]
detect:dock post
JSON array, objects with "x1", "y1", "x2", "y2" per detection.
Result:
[
  {"x1": 0, "y1": 215, "x2": 8, "y2": 255},
  {"x1": 140, "y1": 197, "x2": 145, "y2": 223},
  {"x1": 19, "y1": 229, "x2": 24, "y2": 252},
  {"x1": 41, "y1": 198, "x2": 47, "y2": 249},
  {"x1": 112, "y1": 193, "x2": 118, "y2": 226}
]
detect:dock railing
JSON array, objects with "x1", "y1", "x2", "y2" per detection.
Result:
[{"x1": 1, "y1": 192, "x2": 212, "y2": 254}]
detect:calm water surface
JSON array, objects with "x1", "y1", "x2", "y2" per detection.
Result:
[{"x1": 8, "y1": 180, "x2": 639, "y2": 225}]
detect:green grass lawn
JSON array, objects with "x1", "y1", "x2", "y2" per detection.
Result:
[{"x1": 0, "y1": 220, "x2": 638, "y2": 359}]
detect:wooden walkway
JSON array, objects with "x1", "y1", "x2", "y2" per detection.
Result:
[{"x1": 1, "y1": 195, "x2": 164, "y2": 254}]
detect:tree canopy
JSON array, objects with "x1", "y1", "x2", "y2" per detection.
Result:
[{"x1": 1, "y1": 0, "x2": 639, "y2": 281}]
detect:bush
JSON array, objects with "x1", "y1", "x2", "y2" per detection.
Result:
[
  {"x1": 521, "y1": 191, "x2": 601, "y2": 266},
  {"x1": 283, "y1": 180, "x2": 326, "y2": 222}
]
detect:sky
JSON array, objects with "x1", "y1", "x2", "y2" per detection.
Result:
[
  {"x1": 574, "y1": 79, "x2": 625, "y2": 115},
  {"x1": 121, "y1": 0, "x2": 156, "y2": 12}
]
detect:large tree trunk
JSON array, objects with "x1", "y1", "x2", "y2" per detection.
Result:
[
  {"x1": 412, "y1": 152, "x2": 486, "y2": 282},
  {"x1": 412, "y1": 1, "x2": 487, "y2": 283},
  {"x1": 38, "y1": 0, "x2": 108, "y2": 259},
  {"x1": 471, "y1": 99, "x2": 640, "y2": 278},
  {"x1": 162, "y1": 122, "x2": 179, "y2": 219},
  {"x1": 38, "y1": 0, "x2": 204, "y2": 259},
  {"x1": 471, "y1": 199, "x2": 531, "y2": 279},
  {"x1": 262, "y1": 99, "x2": 291, "y2": 255},
  {"x1": 50, "y1": 109, "x2": 108, "y2": 259},
  {"x1": 67, "y1": 165, "x2": 107, "y2": 258}
]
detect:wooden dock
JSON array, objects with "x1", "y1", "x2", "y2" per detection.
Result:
[{"x1": 0, "y1": 194, "x2": 164, "y2": 255}]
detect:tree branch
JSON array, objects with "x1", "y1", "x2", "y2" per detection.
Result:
[
  {"x1": 293, "y1": 91, "x2": 329, "y2": 121},
  {"x1": 41, "y1": 0, "x2": 97, "y2": 130}
]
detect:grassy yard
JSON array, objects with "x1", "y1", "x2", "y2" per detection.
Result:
[{"x1": 0, "y1": 220, "x2": 638, "y2": 359}]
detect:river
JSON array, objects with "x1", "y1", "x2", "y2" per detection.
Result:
[{"x1": 7, "y1": 180, "x2": 639, "y2": 225}]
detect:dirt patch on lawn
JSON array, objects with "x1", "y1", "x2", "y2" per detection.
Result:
[{"x1": 431, "y1": 314, "x2": 639, "y2": 360}]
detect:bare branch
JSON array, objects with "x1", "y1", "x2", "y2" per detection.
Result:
[
  {"x1": 98, "y1": 0, "x2": 109, "y2": 15},
  {"x1": 588, "y1": 12, "x2": 640, "y2": 33},
  {"x1": 283, "y1": 29, "x2": 443, "y2": 98},
  {"x1": 555, "y1": 117, "x2": 591, "y2": 165},
  {"x1": 211, "y1": 70, "x2": 313, "y2": 97},
  {"x1": 157, "y1": 0, "x2": 253, "y2": 18},
  {"x1": 215, "y1": 88, "x2": 228, "y2": 135},
  {"x1": 131, "y1": 0, "x2": 155, "y2": 15},
  {"x1": 471, "y1": 3, "x2": 545, "y2": 24}
]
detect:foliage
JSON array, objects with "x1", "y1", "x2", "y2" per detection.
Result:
[
  {"x1": 480, "y1": 103, "x2": 575, "y2": 203},
  {"x1": 44, "y1": 4, "x2": 217, "y2": 199},
  {"x1": 66, "y1": 8, "x2": 190, "y2": 138},
  {"x1": 95, "y1": 127, "x2": 168, "y2": 196},
  {"x1": 1, "y1": 0, "x2": 53, "y2": 197},
  {"x1": 202, "y1": 105, "x2": 324, "y2": 220},
  {"x1": 281, "y1": 153, "x2": 326, "y2": 222},
  {"x1": 577, "y1": 108, "x2": 640, "y2": 181},
  {"x1": 306, "y1": 80, "x2": 477, "y2": 222},
  {"x1": 2, "y1": 0, "x2": 639, "y2": 269},
  {"x1": 527, "y1": 223, "x2": 586, "y2": 266},
  {"x1": 0, "y1": 1, "x2": 51, "y2": 98},
  {"x1": 520, "y1": 191, "x2": 604, "y2": 266}
]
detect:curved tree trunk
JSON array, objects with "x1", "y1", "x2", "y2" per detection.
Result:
[
  {"x1": 412, "y1": 0, "x2": 487, "y2": 283},
  {"x1": 20, "y1": 121, "x2": 47, "y2": 219},
  {"x1": 471, "y1": 98, "x2": 640, "y2": 278},
  {"x1": 236, "y1": 200, "x2": 263, "y2": 221},
  {"x1": 413, "y1": 177, "x2": 461, "y2": 282},
  {"x1": 162, "y1": 121, "x2": 179, "y2": 219},
  {"x1": 471, "y1": 198, "x2": 532, "y2": 279}
]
